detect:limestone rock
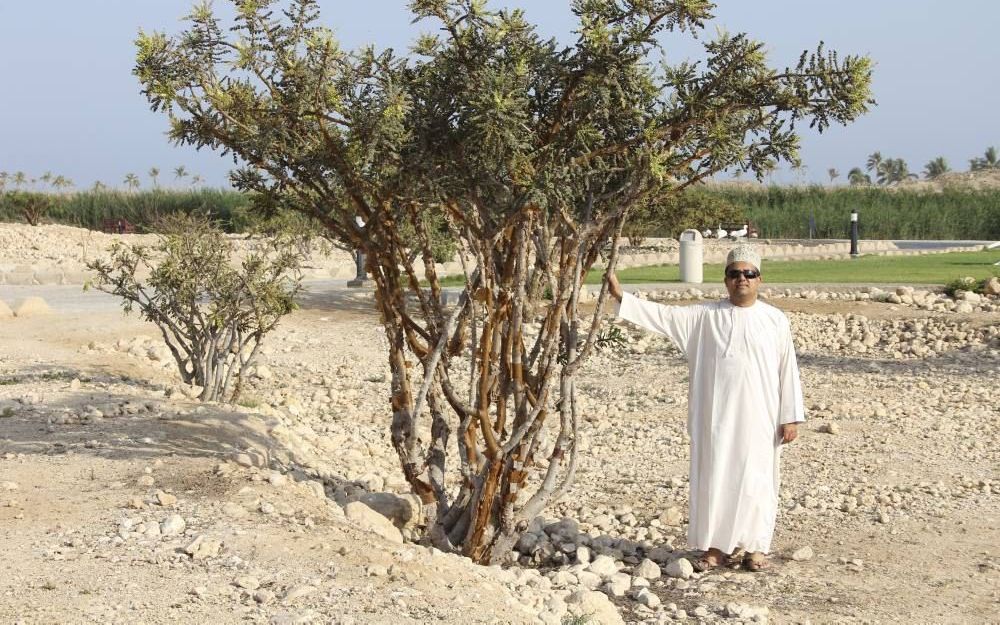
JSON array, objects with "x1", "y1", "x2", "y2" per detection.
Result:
[
  {"x1": 604, "y1": 572, "x2": 631, "y2": 597},
  {"x1": 282, "y1": 584, "x2": 316, "y2": 605},
  {"x1": 633, "y1": 558, "x2": 661, "y2": 580},
  {"x1": 576, "y1": 570, "x2": 603, "y2": 590},
  {"x1": 983, "y1": 277, "x2": 1000, "y2": 296},
  {"x1": 792, "y1": 546, "x2": 814, "y2": 561},
  {"x1": 664, "y1": 558, "x2": 694, "y2": 579},
  {"x1": 235, "y1": 576, "x2": 261, "y2": 591},
  {"x1": 160, "y1": 514, "x2": 187, "y2": 536},
  {"x1": 647, "y1": 546, "x2": 674, "y2": 563},
  {"x1": 587, "y1": 554, "x2": 620, "y2": 578},
  {"x1": 268, "y1": 610, "x2": 319, "y2": 625},
  {"x1": 657, "y1": 506, "x2": 683, "y2": 526},
  {"x1": 634, "y1": 587, "x2": 661, "y2": 608},
  {"x1": 254, "y1": 589, "x2": 277, "y2": 605},
  {"x1": 0, "y1": 299, "x2": 13, "y2": 319},
  {"x1": 343, "y1": 501, "x2": 403, "y2": 544},
  {"x1": 357, "y1": 491, "x2": 421, "y2": 529},
  {"x1": 566, "y1": 590, "x2": 625, "y2": 625},
  {"x1": 183, "y1": 535, "x2": 222, "y2": 560},
  {"x1": 154, "y1": 490, "x2": 177, "y2": 507}
]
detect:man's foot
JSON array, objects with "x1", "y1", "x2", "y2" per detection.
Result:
[
  {"x1": 743, "y1": 552, "x2": 768, "y2": 572},
  {"x1": 691, "y1": 548, "x2": 727, "y2": 572}
]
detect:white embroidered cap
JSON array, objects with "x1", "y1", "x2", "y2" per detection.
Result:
[{"x1": 726, "y1": 244, "x2": 761, "y2": 271}]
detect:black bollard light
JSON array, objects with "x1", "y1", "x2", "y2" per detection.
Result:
[{"x1": 849, "y1": 209, "x2": 860, "y2": 257}]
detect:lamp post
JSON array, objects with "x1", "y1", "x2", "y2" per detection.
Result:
[
  {"x1": 849, "y1": 208, "x2": 860, "y2": 258},
  {"x1": 347, "y1": 216, "x2": 370, "y2": 287}
]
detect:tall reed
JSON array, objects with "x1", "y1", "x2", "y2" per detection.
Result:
[
  {"x1": 2, "y1": 186, "x2": 998, "y2": 240},
  {"x1": 708, "y1": 186, "x2": 1000, "y2": 240},
  {"x1": 0, "y1": 189, "x2": 250, "y2": 232}
]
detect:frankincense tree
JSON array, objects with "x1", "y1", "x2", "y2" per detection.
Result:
[
  {"x1": 134, "y1": 0, "x2": 872, "y2": 562},
  {"x1": 87, "y1": 214, "x2": 302, "y2": 402}
]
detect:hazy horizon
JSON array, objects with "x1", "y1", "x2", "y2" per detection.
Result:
[{"x1": 1, "y1": 1, "x2": 997, "y2": 190}]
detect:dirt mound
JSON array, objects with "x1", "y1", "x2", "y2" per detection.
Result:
[{"x1": 896, "y1": 168, "x2": 1000, "y2": 192}]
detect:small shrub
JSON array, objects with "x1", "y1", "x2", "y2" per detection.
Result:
[
  {"x1": 944, "y1": 276, "x2": 985, "y2": 297},
  {"x1": 5, "y1": 191, "x2": 52, "y2": 226},
  {"x1": 236, "y1": 395, "x2": 262, "y2": 409},
  {"x1": 86, "y1": 214, "x2": 304, "y2": 402},
  {"x1": 623, "y1": 190, "x2": 744, "y2": 241},
  {"x1": 595, "y1": 325, "x2": 628, "y2": 353}
]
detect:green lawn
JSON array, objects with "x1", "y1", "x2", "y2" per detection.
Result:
[
  {"x1": 589, "y1": 250, "x2": 999, "y2": 285},
  {"x1": 434, "y1": 249, "x2": 999, "y2": 287}
]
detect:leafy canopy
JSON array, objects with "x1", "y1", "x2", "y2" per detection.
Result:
[{"x1": 134, "y1": 0, "x2": 874, "y2": 248}]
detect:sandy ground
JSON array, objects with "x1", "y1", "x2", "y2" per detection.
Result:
[{"x1": 0, "y1": 279, "x2": 998, "y2": 624}]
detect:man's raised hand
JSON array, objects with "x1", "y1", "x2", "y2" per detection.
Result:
[{"x1": 605, "y1": 271, "x2": 623, "y2": 301}]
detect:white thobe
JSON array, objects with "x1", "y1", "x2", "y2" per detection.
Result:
[{"x1": 618, "y1": 293, "x2": 805, "y2": 554}]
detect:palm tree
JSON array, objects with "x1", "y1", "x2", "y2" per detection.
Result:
[
  {"x1": 865, "y1": 151, "x2": 883, "y2": 176},
  {"x1": 190, "y1": 175, "x2": 204, "y2": 187},
  {"x1": 923, "y1": 157, "x2": 950, "y2": 179},
  {"x1": 92, "y1": 181, "x2": 107, "y2": 192},
  {"x1": 791, "y1": 162, "x2": 808, "y2": 185},
  {"x1": 827, "y1": 168, "x2": 840, "y2": 184},
  {"x1": 877, "y1": 158, "x2": 917, "y2": 186},
  {"x1": 970, "y1": 146, "x2": 999, "y2": 171},
  {"x1": 12, "y1": 171, "x2": 27, "y2": 189},
  {"x1": 0, "y1": 171, "x2": 8, "y2": 192},
  {"x1": 847, "y1": 167, "x2": 870, "y2": 186},
  {"x1": 51, "y1": 175, "x2": 74, "y2": 192},
  {"x1": 173, "y1": 165, "x2": 188, "y2": 184},
  {"x1": 124, "y1": 173, "x2": 140, "y2": 191},
  {"x1": 148, "y1": 167, "x2": 160, "y2": 188}
]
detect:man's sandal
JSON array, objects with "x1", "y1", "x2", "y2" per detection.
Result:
[
  {"x1": 743, "y1": 552, "x2": 768, "y2": 572},
  {"x1": 691, "y1": 549, "x2": 727, "y2": 572}
]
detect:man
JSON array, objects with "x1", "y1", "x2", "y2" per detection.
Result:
[{"x1": 606, "y1": 244, "x2": 804, "y2": 571}]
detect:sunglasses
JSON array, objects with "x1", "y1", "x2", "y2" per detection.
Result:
[{"x1": 726, "y1": 268, "x2": 760, "y2": 280}]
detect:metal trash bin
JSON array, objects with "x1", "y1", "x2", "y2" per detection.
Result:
[{"x1": 679, "y1": 229, "x2": 703, "y2": 283}]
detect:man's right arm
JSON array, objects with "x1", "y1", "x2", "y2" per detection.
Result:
[{"x1": 606, "y1": 271, "x2": 696, "y2": 352}]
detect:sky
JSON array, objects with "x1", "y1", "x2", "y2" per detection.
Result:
[{"x1": 1, "y1": 1, "x2": 997, "y2": 190}]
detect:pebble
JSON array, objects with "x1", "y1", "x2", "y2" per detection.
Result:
[
  {"x1": 159, "y1": 514, "x2": 186, "y2": 536},
  {"x1": 254, "y1": 589, "x2": 277, "y2": 605},
  {"x1": 183, "y1": 535, "x2": 222, "y2": 560},
  {"x1": 236, "y1": 576, "x2": 261, "y2": 591},
  {"x1": 282, "y1": 584, "x2": 316, "y2": 604},
  {"x1": 154, "y1": 490, "x2": 177, "y2": 507},
  {"x1": 634, "y1": 587, "x2": 661, "y2": 608},
  {"x1": 268, "y1": 610, "x2": 319, "y2": 625},
  {"x1": 604, "y1": 573, "x2": 631, "y2": 597},
  {"x1": 792, "y1": 546, "x2": 814, "y2": 561},
  {"x1": 222, "y1": 502, "x2": 247, "y2": 518}
]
